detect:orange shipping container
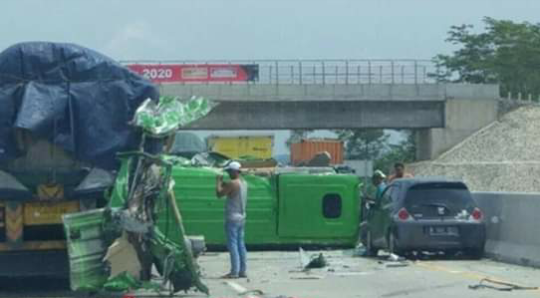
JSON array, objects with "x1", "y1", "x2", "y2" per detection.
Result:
[{"x1": 291, "y1": 139, "x2": 344, "y2": 165}]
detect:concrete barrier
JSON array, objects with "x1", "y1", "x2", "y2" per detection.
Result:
[{"x1": 473, "y1": 192, "x2": 540, "y2": 268}]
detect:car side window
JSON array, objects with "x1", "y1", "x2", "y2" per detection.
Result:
[{"x1": 389, "y1": 184, "x2": 401, "y2": 203}]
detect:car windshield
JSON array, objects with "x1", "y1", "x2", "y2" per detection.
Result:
[{"x1": 404, "y1": 182, "x2": 476, "y2": 218}]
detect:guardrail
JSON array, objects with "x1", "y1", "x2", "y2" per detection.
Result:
[{"x1": 121, "y1": 59, "x2": 439, "y2": 85}]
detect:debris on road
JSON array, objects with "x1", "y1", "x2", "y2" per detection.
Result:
[
  {"x1": 388, "y1": 253, "x2": 405, "y2": 262},
  {"x1": 298, "y1": 248, "x2": 328, "y2": 270},
  {"x1": 372, "y1": 253, "x2": 410, "y2": 268},
  {"x1": 468, "y1": 278, "x2": 539, "y2": 291},
  {"x1": 306, "y1": 253, "x2": 328, "y2": 269},
  {"x1": 290, "y1": 275, "x2": 324, "y2": 280}
]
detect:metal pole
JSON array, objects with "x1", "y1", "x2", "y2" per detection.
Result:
[
  {"x1": 401, "y1": 65, "x2": 405, "y2": 83},
  {"x1": 368, "y1": 61, "x2": 372, "y2": 84},
  {"x1": 345, "y1": 60, "x2": 349, "y2": 85},
  {"x1": 299, "y1": 61, "x2": 303, "y2": 85},
  {"x1": 275, "y1": 61, "x2": 279, "y2": 85},
  {"x1": 391, "y1": 60, "x2": 395, "y2": 84},
  {"x1": 379, "y1": 65, "x2": 383, "y2": 83},
  {"x1": 335, "y1": 65, "x2": 339, "y2": 84},
  {"x1": 414, "y1": 61, "x2": 418, "y2": 85},
  {"x1": 290, "y1": 65, "x2": 294, "y2": 84},
  {"x1": 322, "y1": 61, "x2": 326, "y2": 85}
]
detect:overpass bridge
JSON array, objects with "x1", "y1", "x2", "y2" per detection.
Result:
[{"x1": 125, "y1": 60, "x2": 500, "y2": 160}]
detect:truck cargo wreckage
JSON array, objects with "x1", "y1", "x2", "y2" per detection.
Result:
[
  {"x1": 63, "y1": 96, "x2": 215, "y2": 295},
  {"x1": 0, "y1": 42, "x2": 214, "y2": 295}
]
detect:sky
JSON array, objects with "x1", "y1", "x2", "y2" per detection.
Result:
[
  {"x1": 2, "y1": 0, "x2": 538, "y2": 155},
  {"x1": 3, "y1": 0, "x2": 540, "y2": 61}
]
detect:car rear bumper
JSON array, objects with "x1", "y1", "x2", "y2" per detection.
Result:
[
  {"x1": 394, "y1": 221, "x2": 486, "y2": 251},
  {"x1": 0, "y1": 250, "x2": 68, "y2": 277}
]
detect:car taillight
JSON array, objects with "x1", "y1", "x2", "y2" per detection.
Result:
[
  {"x1": 397, "y1": 208, "x2": 411, "y2": 221},
  {"x1": 471, "y1": 208, "x2": 483, "y2": 221}
]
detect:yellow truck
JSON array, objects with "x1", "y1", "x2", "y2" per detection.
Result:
[{"x1": 207, "y1": 134, "x2": 274, "y2": 160}]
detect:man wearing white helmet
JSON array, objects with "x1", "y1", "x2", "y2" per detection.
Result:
[{"x1": 216, "y1": 161, "x2": 248, "y2": 279}]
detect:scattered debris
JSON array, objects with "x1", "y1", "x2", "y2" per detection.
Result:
[
  {"x1": 306, "y1": 253, "x2": 328, "y2": 269},
  {"x1": 103, "y1": 232, "x2": 142, "y2": 280},
  {"x1": 469, "y1": 278, "x2": 539, "y2": 291},
  {"x1": 374, "y1": 253, "x2": 410, "y2": 268},
  {"x1": 290, "y1": 275, "x2": 324, "y2": 280},
  {"x1": 298, "y1": 247, "x2": 310, "y2": 269},
  {"x1": 388, "y1": 253, "x2": 406, "y2": 262},
  {"x1": 385, "y1": 263, "x2": 409, "y2": 268},
  {"x1": 224, "y1": 281, "x2": 264, "y2": 297}
]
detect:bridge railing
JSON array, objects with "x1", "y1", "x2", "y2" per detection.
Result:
[{"x1": 121, "y1": 59, "x2": 439, "y2": 85}]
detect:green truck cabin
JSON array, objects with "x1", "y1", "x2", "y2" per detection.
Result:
[{"x1": 167, "y1": 166, "x2": 361, "y2": 248}]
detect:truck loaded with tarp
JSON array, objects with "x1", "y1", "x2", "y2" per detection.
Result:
[
  {"x1": 0, "y1": 42, "x2": 211, "y2": 295},
  {"x1": 0, "y1": 42, "x2": 156, "y2": 277}
]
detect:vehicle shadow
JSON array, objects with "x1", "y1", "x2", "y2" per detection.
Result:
[{"x1": 0, "y1": 277, "x2": 77, "y2": 298}]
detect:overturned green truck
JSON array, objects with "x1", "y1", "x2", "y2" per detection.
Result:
[{"x1": 169, "y1": 159, "x2": 362, "y2": 248}]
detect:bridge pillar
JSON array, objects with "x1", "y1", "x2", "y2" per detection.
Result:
[{"x1": 415, "y1": 86, "x2": 499, "y2": 160}]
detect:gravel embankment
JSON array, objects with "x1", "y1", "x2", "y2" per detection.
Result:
[{"x1": 413, "y1": 105, "x2": 540, "y2": 192}]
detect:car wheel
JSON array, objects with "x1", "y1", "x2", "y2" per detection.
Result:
[
  {"x1": 366, "y1": 230, "x2": 379, "y2": 257},
  {"x1": 388, "y1": 231, "x2": 402, "y2": 256}
]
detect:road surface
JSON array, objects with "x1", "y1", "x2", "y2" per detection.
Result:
[{"x1": 1, "y1": 250, "x2": 539, "y2": 298}]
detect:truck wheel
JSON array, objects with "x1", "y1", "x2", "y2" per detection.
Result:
[{"x1": 366, "y1": 230, "x2": 379, "y2": 257}]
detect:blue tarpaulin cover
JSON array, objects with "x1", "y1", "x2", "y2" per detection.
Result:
[{"x1": 0, "y1": 42, "x2": 159, "y2": 169}]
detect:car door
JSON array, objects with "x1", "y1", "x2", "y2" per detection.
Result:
[
  {"x1": 380, "y1": 184, "x2": 401, "y2": 247},
  {"x1": 371, "y1": 185, "x2": 395, "y2": 246}
]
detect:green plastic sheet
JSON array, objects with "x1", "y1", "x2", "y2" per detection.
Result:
[{"x1": 134, "y1": 96, "x2": 216, "y2": 137}]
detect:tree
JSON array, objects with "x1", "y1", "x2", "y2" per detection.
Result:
[
  {"x1": 433, "y1": 17, "x2": 540, "y2": 98},
  {"x1": 336, "y1": 129, "x2": 388, "y2": 160},
  {"x1": 286, "y1": 129, "x2": 312, "y2": 149},
  {"x1": 432, "y1": 17, "x2": 540, "y2": 98},
  {"x1": 374, "y1": 130, "x2": 416, "y2": 173}
]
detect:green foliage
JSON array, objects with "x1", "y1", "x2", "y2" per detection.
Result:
[
  {"x1": 374, "y1": 131, "x2": 416, "y2": 173},
  {"x1": 434, "y1": 17, "x2": 540, "y2": 98},
  {"x1": 335, "y1": 129, "x2": 388, "y2": 160},
  {"x1": 336, "y1": 129, "x2": 416, "y2": 175},
  {"x1": 286, "y1": 129, "x2": 312, "y2": 148}
]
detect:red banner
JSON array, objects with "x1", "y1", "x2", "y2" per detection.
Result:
[{"x1": 127, "y1": 64, "x2": 259, "y2": 83}]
